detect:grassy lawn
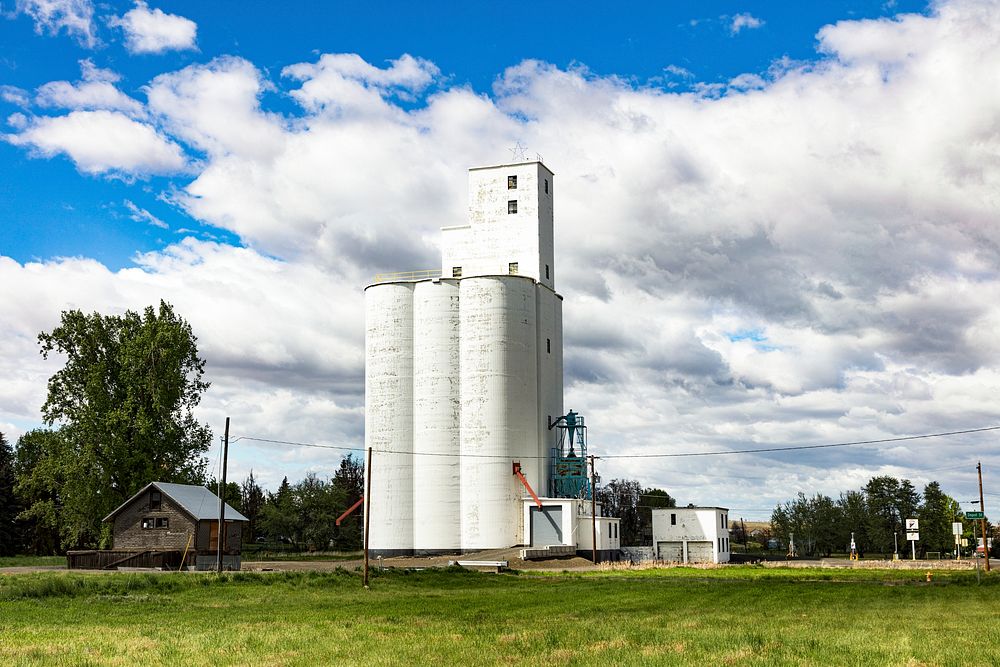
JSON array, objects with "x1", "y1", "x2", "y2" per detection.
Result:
[
  {"x1": 0, "y1": 556, "x2": 65, "y2": 568},
  {"x1": 1, "y1": 567, "x2": 998, "y2": 666}
]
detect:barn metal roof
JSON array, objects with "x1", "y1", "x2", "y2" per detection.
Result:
[{"x1": 103, "y1": 482, "x2": 249, "y2": 523}]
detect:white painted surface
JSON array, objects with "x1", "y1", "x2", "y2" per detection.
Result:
[
  {"x1": 442, "y1": 162, "x2": 555, "y2": 290},
  {"x1": 364, "y1": 282, "x2": 415, "y2": 553},
  {"x1": 412, "y1": 280, "x2": 461, "y2": 552},
  {"x1": 651, "y1": 507, "x2": 730, "y2": 563},
  {"x1": 459, "y1": 276, "x2": 538, "y2": 550},
  {"x1": 521, "y1": 498, "x2": 620, "y2": 552},
  {"x1": 535, "y1": 286, "x2": 563, "y2": 494}
]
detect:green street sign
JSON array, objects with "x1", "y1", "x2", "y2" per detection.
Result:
[{"x1": 967, "y1": 511, "x2": 985, "y2": 520}]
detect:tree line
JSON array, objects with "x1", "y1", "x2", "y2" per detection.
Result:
[
  {"x1": 769, "y1": 475, "x2": 993, "y2": 558},
  {"x1": 0, "y1": 302, "x2": 363, "y2": 556}
]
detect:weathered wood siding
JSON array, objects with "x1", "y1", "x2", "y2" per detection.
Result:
[{"x1": 112, "y1": 490, "x2": 196, "y2": 550}]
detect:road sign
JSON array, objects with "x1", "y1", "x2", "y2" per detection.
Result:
[
  {"x1": 953, "y1": 522, "x2": 964, "y2": 535},
  {"x1": 906, "y1": 518, "x2": 919, "y2": 530},
  {"x1": 907, "y1": 532, "x2": 919, "y2": 541},
  {"x1": 967, "y1": 511, "x2": 984, "y2": 520}
]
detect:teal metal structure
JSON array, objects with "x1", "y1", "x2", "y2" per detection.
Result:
[{"x1": 548, "y1": 410, "x2": 592, "y2": 499}]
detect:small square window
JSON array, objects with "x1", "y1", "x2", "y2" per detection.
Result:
[
  {"x1": 150, "y1": 491, "x2": 161, "y2": 510},
  {"x1": 155, "y1": 518, "x2": 169, "y2": 529},
  {"x1": 508, "y1": 175, "x2": 517, "y2": 189},
  {"x1": 508, "y1": 200, "x2": 517, "y2": 214},
  {"x1": 452, "y1": 266, "x2": 462, "y2": 278},
  {"x1": 508, "y1": 262, "x2": 518, "y2": 275},
  {"x1": 141, "y1": 517, "x2": 154, "y2": 530},
  {"x1": 544, "y1": 178, "x2": 549, "y2": 194}
]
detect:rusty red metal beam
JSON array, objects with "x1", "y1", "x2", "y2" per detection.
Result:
[
  {"x1": 336, "y1": 496, "x2": 365, "y2": 526},
  {"x1": 512, "y1": 462, "x2": 543, "y2": 508}
]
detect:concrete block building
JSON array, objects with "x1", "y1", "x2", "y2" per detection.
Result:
[{"x1": 651, "y1": 507, "x2": 731, "y2": 564}]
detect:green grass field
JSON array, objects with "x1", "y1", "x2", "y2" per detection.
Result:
[{"x1": 1, "y1": 567, "x2": 998, "y2": 666}]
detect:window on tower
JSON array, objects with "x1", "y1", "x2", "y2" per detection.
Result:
[
  {"x1": 546, "y1": 338, "x2": 551, "y2": 353},
  {"x1": 508, "y1": 262, "x2": 518, "y2": 275},
  {"x1": 508, "y1": 200, "x2": 517, "y2": 214},
  {"x1": 508, "y1": 175, "x2": 517, "y2": 189},
  {"x1": 452, "y1": 266, "x2": 462, "y2": 278},
  {"x1": 545, "y1": 264, "x2": 550, "y2": 279},
  {"x1": 544, "y1": 178, "x2": 549, "y2": 194}
]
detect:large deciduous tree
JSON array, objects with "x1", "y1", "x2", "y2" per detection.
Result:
[
  {"x1": 0, "y1": 431, "x2": 20, "y2": 555},
  {"x1": 22, "y1": 301, "x2": 211, "y2": 548}
]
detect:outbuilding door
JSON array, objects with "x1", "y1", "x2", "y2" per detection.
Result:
[
  {"x1": 687, "y1": 541, "x2": 714, "y2": 563},
  {"x1": 530, "y1": 507, "x2": 563, "y2": 546},
  {"x1": 657, "y1": 541, "x2": 683, "y2": 562}
]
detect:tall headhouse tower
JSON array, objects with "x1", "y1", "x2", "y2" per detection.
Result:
[{"x1": 364, "y1": 161, "x2": 564, "y2": 555}]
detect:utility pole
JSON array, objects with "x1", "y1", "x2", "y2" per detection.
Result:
[
  {"x1": 589, "y1": 455, "x2": 598, "y2": 565},
  {"x1": 978, "y1": 461, "x2": 990, "y2": 572},
  {"x1": 363, "y1": 446, "x2": 372, "y2": 588},
  {"x1": 216, "y1": 417, "x2": 230, "y2": 573}
]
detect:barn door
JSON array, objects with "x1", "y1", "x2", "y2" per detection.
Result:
[{"x1": 209, "y1": 521, "x2": 219, "y2": 551}]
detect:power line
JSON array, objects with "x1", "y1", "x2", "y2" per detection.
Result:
[{"x1": 234, "y1": 425, "x2": 1000, "y2": 461}]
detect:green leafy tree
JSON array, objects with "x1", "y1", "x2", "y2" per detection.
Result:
[
  {"x1": 22, "y1": 301, "x2": 211, "y2": 548},
  {"x1": 296, "y1": 473, "x2": 339, "y2": 550},
  {"x1": 596, "y1": 479, "x2": 642, "y2": 545},
  {"x1": 260, "y1": 477, "x2": 301, "y2": 547},
  {"x1": 864, "y1": 476, "x2": 904, "y2": 556},
  {"x1": 241, "y1": 471, "x2": 266, "y2": 543},
  {"x1": 918, "y1": 482, "x2": 960, "y2": 555},
  {"x1": 12, "y1": 430, "x2": 63, "y2": 554},
  {"x1": 0, "y1": 432, "x2": 20, "y2": 555},
  {"x1": 637, "y1": 488, "x2": 676, "y2": 546},
  {"x1": 835, "y1": 490, "x2": 868, "y2": 556},
  {"x1": 330, "y1": 455, "x2": 364, "y2": 551}
]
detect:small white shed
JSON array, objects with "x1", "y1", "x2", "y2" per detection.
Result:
[
  {"x1": 521, "y1": 497, "x2": 621, "y2": 561},
  {"x1": 651, "y1": 507, "x2": 730, "y2": 564}
]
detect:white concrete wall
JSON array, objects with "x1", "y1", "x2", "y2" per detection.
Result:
[
  {"x1": 459, "y1": 276, "x2": 538, "y2": 550},
  {"x1": 412, "y1": 280, "x2": 461, "y2": 552},
  {"x1": 535, "y1": 286, "x2": 563, "y2": 494},
  {"x1": 442, "y1": 162, "x2": 555, "y2": 289},
  {"x1": 652, "y1": 508, "x2": 730, "y2": 563},
  {"x1": 364, "y1": 282, "x2": 415, "y2": 554}
]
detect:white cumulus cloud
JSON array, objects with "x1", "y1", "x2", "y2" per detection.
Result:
[
  {"x1": 15, "y1": 0, "x2": 97, "y2": 47},
  {"x1": 6, "y1": 109, "x2": 187, "y2": 175},
  {"x1": 109, "y1": 1, "x2": 197, "y2": 54},
  {"x1": 730, "y1": 12, "x2": 765, "y2": 34}
]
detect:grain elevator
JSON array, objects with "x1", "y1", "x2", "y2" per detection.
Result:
[{"x1": 364, "y1": 161, "x2": 619, "y2": 558}]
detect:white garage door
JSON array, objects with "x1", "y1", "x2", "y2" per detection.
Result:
[
  {"x1": 657, "y1": 541, "x2": 683, "y2": 562},
  {"x1": 687, "y1": 541, "x2": 714, "y2": 563}
]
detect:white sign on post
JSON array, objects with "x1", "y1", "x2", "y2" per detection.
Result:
[
  {"x1": 906, "y1": 518, "x2": 919, "y2": 530},
  {"x1": 907, "y1": 532, "x2": 919, "y2": 541},
  {"x1": 952, "y1": 522, "x2": 964, "y2": 535}
]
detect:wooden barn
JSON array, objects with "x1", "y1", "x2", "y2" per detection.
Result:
[{"x1": 68, "y1": 482, "x2": 248, "y2": 571}]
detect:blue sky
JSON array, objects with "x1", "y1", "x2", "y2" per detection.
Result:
[
  {"x1": 1, "y1": 1, "x2": 926, "y2": 268},
  {"x1": 3, "y1": 0, "x2": 999, "y2": 519}
]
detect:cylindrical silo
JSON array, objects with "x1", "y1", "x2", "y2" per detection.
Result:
[
  {"x1": 459, "y1": 276, "x2": 539, "y2": 551},
  {"x1": 412, "y1": 279, "x2": 461, "y2": 553},
  {"x1": 364, "y1": 282, "x2": 415, "y2": 556}
]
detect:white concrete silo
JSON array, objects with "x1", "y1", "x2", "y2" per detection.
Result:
[
  {"x1": 458, "y1": 276, "x2": 539, "y2": 550},
  {"x1": 412, "y1": 279, "x2": 461, "y2": 553},
  {"x1": 363, "y1": 282, "x2": 414, "y2": 556}
]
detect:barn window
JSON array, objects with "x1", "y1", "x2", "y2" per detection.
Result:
[
  {"x1": 141, "y1": 517, "x2": 154, "y2": 530},
  {"x1": 155, "y1": 518, "x2": 169, "y2": 529},
  {"x1": 508, "y1": 200, "x2": 517, "y2": 214},
  {"x1": 508, "y1": 175, "x2": 517, "y2": 189},
  {"x1": 150, "y1": 490, "x2": 161, "y2": 510}
]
